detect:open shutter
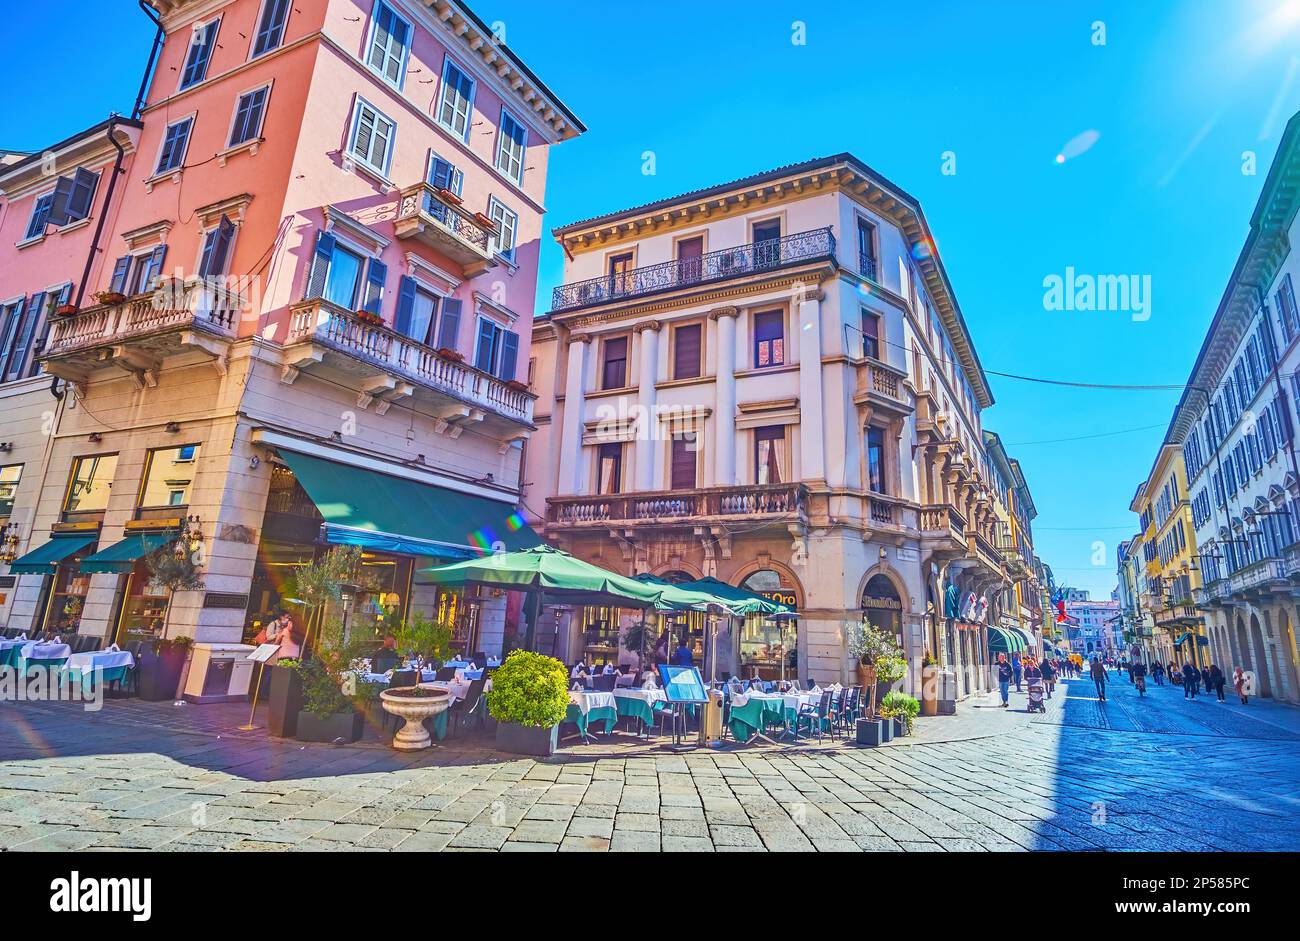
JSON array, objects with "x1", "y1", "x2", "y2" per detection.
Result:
[
  {"x1": 66, "y1": 168, "x2": 98, "y2": 222},
  {"x1": 393, "y1": 276, "x2": 417, "y2": 336},
  {"x1": 7, "y1": 292, "x2": 45, "y2": 380},
  {"x1": 437, "y1": 298, "x2": 461, "y2": 350},
  {"x1": 474, "y1": 318, "x2": 496, "y2": 372},
  {"x1": 200, "y1": 217, "x2": 235, "y2": 278},
  {"x1": 498, "y1": 331, "x2": 519, "y2": 381},
  {"x1": 48, "y1": 176, "x2": 78, "y2": 227},
  {"x1": 144, "y1": 244, "x2": 169, "y2": 288},
  {"x1": 109, "y1": 256, "x2": 132, "y2": 294},
  {"x1": 362, "y1": 258, "x2": 387, "y2": 315},
  {"x1": 305, "y1": 231, "x2": 335, "y2": 300},
  {"x1": 0, "y1": 298, "x2": 27, "y2": 378},
  {"x1": 429, "y1": 155, "x2": 457, "y2": 191}
]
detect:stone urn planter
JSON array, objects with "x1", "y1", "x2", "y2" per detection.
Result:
[{"x1": 380, "y1": 686, "x2": 451, "y2": 751}]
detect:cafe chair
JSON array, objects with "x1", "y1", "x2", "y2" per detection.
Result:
[
  {"x1": 795, "y1": 689, "x2": 833, "y2": 743},
  {"x1": 472, "y1": 651, "x2": 489, "y2": 667},
  {"x1": 446, "y1": 676, "x2": 488, "y2": 738},
  {"x1": 593, "y1": 673, "x2": 617, "y2": 692},
  {"x1": 390, "y1": 670, "x2": 418, "y2": 689},
  {"x1": 434, "y1": 666, "x2": 457, "y2": 682}
]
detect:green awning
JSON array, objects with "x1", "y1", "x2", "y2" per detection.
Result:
[
  {"x1": 987, "y1": 626, "x2": 1026, "y2": 655},
  {"x1": 277, "y1": 450, "x2": 540, "y2": 560},
  {"x1": 7, "y1": 533, "x2": 98, "y2": 575},
  {"x1": 80, "y1": 530, "x2": 177, "y2": 574}
]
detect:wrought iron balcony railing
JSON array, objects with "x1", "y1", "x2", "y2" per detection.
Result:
[
  {"x1": 547, "y1": 483, "x2": 807, "y2": 526},
  {"x1": 859, "y1": 251, "x2": 878, "y2": 281},
  {"x1": 551, "y1": 227, "x2": 836, "y2": 312}
]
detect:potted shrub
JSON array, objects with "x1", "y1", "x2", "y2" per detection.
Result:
[
  {"x1": 267, "y1": 657, "x2": 304, "y2": 737},
  {"x1": 438, "y1": 347, "x2": 465, "y2": 363},
  {"x1": 487, "y1": 650, "x2": 569, "y2": 757},
  {"x1": 354, "y1": 309, "x2": 384, "y2": 327},
  {"x1": 94, "y1": 290, "x2": 127, "y2": 305},
  {"x1": 504, "y1": 379, "x2": 529, "y2": 393},
  {"x1": 438, "y1": 187, "x2": 463, "y2": 206},
  {"x1": 873, "y1": 653, "x2": 907, "y2": 712},
  {"x1": 55, "y1": 304, "x2": 79, "y2": 317},
  {"x1": 137, "y1": 635, "x2": 193, "y2": 701},
  {"x1": 294, "y1": 657, "x2": 363, "y2": 743},
  {"x1": 920, "y1": 649, "x2": 940, "y2": 717},
  {"x1": 881, "y1": 690, "x2": 920, "y2": 737},
  {"x1": 846, "y1": 621, "x2": 902, "y2": 718},
  {"x1": 855, "y1": 714, "x2": 885, "y2": 747}
]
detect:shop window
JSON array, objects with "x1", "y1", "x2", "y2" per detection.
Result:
[
  {"x1": 0, "y1": 464, "x2": 21, "y2": 519},
  {"x1": 45, "y1": 559, "x2": 93, "y2": 635},
  {"x1": 737, "y1": 569, "x2": 798, "y2": 681},
  {"x1": 63, "y1": 454, "x2": 118, "y2": 520},
  {"x1": 137, "y1": 444, "x2": 201, "y2": 518},
  {"x1": 117, "y1": 556, "x2": 173, "y2": 645}
]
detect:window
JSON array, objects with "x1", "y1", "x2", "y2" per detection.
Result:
[
  {"x1": 487, "y1": 198, "x2": 518, "y2": 262},
  {"x1": 867, "y1": 426, "x2": 886, "y2": 493},
  {"x1": 437, "y1": 58, "x2": 475, "y2": 140},
  {"x1": 366, "y1": 1, "x2": 411, "y2": 88},
  {"x1": 198, "y1": 216, "x2": 236, "y2": 278},
  {"x1": 325, "y1": 243, "x2": 363, "y2": 308},
  {"x1": 754, "y1": 426, "x2": 785, "y2": 485},
  {"x1": 861, "y1": 311, "x2": 880, "y2": 359},
  {"x1": 252, "y1": 0, "x2": 290, "y2": 58},
  {"x1": 753, "y1": 219, "x2": 781, "y2": 266},
  {"x1": 25, "y1": 193, "x2": 54, "y2": 240},
  {"x1": 495, "y1": 109, "x2": 527, "y2": 182},
  {"x1": 676, "y1": 236, "x2": 704, "y2": 283},
  {"x1": 0, "y1": 464, "x2": 21, "y2": 519},
  {"x1": 1278, "y1": 274, "x2": 1299, "y2": 344},
  {"x1": 473, "y1": 318, "x2": 519, "y2": 380},
  {"x1": 139, "y1": 445, "x2": 202, "y2": 509},
  {"x1": 607, "y1": 252, "x2": 634, "y2": 295},
  {"x1": 753, "y1": 310, "x2": 784, "y2": 368},
  {"x1": 601, "y1": 336, "x2": 628, "y2": 389},
  {"x1": 110, "y1": 246, "x2": 168, "y2": 297},
  {"x1": 180, "y1": 18, "x2": 220, "y2": 89},
  {"x1": 26, "y1": 169, "x2": 99, "y2": 239},
  {"x1": 63, "y1": 454, "x2": 119, "y2": 517},
  {"x1": 428, "y1": 152, "x2": 464, "y2": 196},
  {"x1": 596, "y1": 443, "x2": 623, "y2": 495},
  {"x1": 670, "y1": 433, "x2": 698, "y2": 490},
  {"x1": 394, "y1": 276, "x2": 441, "y2": 345},
  {"x1": 348, "y1": 99, "x2": 395, "y2": 176},
  {"x1": 857, "y1": 218, "x2": 878, "y2": 279},
  {"x1": 672, "y1": 323, "x2": 702, "y2": 380},
  {"x1": 0, "y1": 297, "x2": 30, "y2": 380},
  {"x1": 304, "y1": 231, "x2": 386, "y2": 312},
  {"x1": 229, "y1": 85, "x2": 269, "y2": 147},
  {"x1": 155, "y1": 117, "x2": 194, "y2": 174}
]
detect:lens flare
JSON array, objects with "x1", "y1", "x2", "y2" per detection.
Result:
[{"x1": 1055, "y1": 129, "x2": 1100, "y2": 164}]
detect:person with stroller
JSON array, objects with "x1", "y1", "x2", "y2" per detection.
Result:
[{"x1": 1023, "y1": 656, "x2": 1045, "y2": 712}]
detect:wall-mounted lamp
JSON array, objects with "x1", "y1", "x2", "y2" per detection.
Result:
[
  {"x1": 164, "y1": 421, "x2": 180, "y2": 434},
  {"x1": 88, "y1": 432, "x2": 102, "y2": 443}
]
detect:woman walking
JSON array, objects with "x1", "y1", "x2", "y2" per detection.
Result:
[
  {"x1": 1209, "y1": 663, "x2": 1226, "y2": 702},
  {"x1": 996, "y1": 653, "x2": 1012, "y2": 707},
  {"x1": 1233, "y1": 666, "x2": 1249, "y2": 705}
]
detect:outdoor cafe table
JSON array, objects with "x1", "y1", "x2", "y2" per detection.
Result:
[
  {"x1": 565, "y1": 690, "x2": 617, "y2": 736},
  {"x1": 63, "y1": 649, "x2": 135, "y2": 692},
  {"x1": 611, "y1": 687, "x2": 666, "y2": 727},
  {"x1": 17, "y1": 641, "x2": 72, "y2": 674},
  {"x1": 0, "y1": 638, "x2": 28, "y2": 669},
  {"x1": 728, "y1": 691, "x2": 821, "y2": 742}
]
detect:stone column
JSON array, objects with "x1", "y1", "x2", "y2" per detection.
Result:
[
  {"x1": 798, "y1": 295, "x2": 826, "y2": 483},
  {"x1": 710, "y1": 308, "x2": 739, "y2": 486},
  {"x1": 557, "y1": 335, "x2": 591, "y2": 496},
  {"x1": 634, "y1": 321, "x2": 661, "y2": 491}
]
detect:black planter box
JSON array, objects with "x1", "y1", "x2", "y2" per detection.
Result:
[
  {"x1": 880, "y1": 718, "x2": 894, "y2": 743},
  {"x1": 296, "y1": 710, "x2": 363, "y2": 744},
  {"x1": 136, "y1": 645, "x2": 188, "y2": 702},
  {"x1": 495, "y1": 720, "x2": 559, "y2": 757},
  {"x1": 893, "y1": 716, "x2": 907, "y2": 738},
  {"x1": 267, "y1": 664, "x2": 303, "y2": 738},
  {"x1": 855, "y1": 718, "x2": 884, "y2": 746}
]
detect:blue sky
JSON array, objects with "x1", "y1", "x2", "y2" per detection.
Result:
[{"x1": 7, "y1": 0, "x2": 1300, "y2": 598}]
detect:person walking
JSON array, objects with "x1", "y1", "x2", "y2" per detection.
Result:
[
  {"x1": 1133, "y1": 659, "x2": 1147, "y2": 696},
  {"x1": 1041, "y1": 656, "x2": 1057, "y2": 699},
  {"x1": 996, "y1": 653, "x2": 1012, "y2": 707},
  {"x1": 1012, "y1": 655, "x2": 1023, "y2": 693},
  {"x1": 1182, "y1": 662, "x2": 1199, "y2": 699},
  {"x1": 1153, "y1": 661, "x2": 1164, "y2": 686},
  {"x1": 1233, "y1": 666, "x2": 1249, "y2": 705},
  {"x1": 1090, "y1": 656, "x2": 1107, "y2": 701},
  {"x1": 1200, "y1": 664, "x2": 1212, "y2": 695},
  {"x1": 1126, "y1": 659, "x2": 1135, "y2": 683},
  {"x1": 1209, "y1": 663, "x2": 1226, "y2": 702}
]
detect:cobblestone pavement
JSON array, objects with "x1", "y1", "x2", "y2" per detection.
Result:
[{"x1": 1, "y1": 671, "x2": 1297, "y2": 852}]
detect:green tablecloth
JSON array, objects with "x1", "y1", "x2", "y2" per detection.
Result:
[
  {"x1": 431, "y1": 709, "x2": 449, "y2": 740},
  {"x1": 0, "y1": 646, "x2": 22, "y2": 669},
  {"x1": 63, "y1": 664, "x2": 130, "y2": 693},
  {"x1": 728, "y1": 696, "x2": 786, "y2": 742},
  {"x1": 615, "y1": 696, "x2": 657, "y2": 727},
  {"x1": 564, "y1": 703, "x2": 617, "y2": 736},
  {"x1": 22, "y1": 657, "x2": 68, "y2": 676}
]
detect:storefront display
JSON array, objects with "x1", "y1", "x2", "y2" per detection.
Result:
[
  {"x1": 117, "y1": 557, "x2": 169, "y2": 644},
  {"x1": 737, "y1": 569, "x2": 799, "y2": 680},
  {"x1": 862, "y1": 574, "x2": 903, "y2": 648},
  {"x1": 46, "y1": 561, "x2": 92, "y2": 634}
]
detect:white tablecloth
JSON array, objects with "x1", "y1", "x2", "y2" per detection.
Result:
[
  {"x1": 20, "y1": 642, "x2": 72, "y2": 662},
  {"x1": 612, "y1": 688, "x2": 666, "y2": 706},
  {"x1": 65, "y1": 650, "x2": 135, "y2": 672},
  {"x1": 428, "y1": 678, "x2": 490, "y2": 702},
  {"x1": 0, "y1": 638, "x2": 29, "y2": 652},
  {"x1": 569, "y1": 690, "x2": 615, "y2": 714}
]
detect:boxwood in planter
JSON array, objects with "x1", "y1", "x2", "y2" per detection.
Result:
[
  {"x1": 293, "y1": 658, "x2": 362, "y2": 745},
  {"x1": 487, "y1": 650, "x2": 569, "y2": 757},
  {"x1": 137, "y1": 637, "x2": 192, "y2": 701}
]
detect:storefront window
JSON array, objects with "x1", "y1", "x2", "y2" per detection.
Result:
[
  {"x1": 117, "y1": 556, "x2": 171, "y2": 645},
  {"x1": 738, "y1": 569, "x2": 798, "y2": 680},
  {"x1": 64, "y1": 454, "x2": 118, "y2": 519},
  {"x1": 579, "y1": 605, "x2": 620, "y2": 664},
  {"x1": 862, "y1": 574, "x2": 903, "y2": 648},
  {"x1": 46, "y1": 559, "x2": 93, "y2": 634},
  {"x1": 0, "y1": 464, "x2": 21, "y2": 519},
  {"x1": 137, "y1": 444, "x2": 201, "y2": 514}
]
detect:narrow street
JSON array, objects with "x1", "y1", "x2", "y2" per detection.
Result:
[{"x1": 2, "y1": 671, "x2": 1295, "y2": 852}]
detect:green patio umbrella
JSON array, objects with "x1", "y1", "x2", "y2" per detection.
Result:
[
  {"x1": 633, "y1": 573, "x2": 735, "y2": 613},
  {"x1": 679, "y1": 576, "x2": 795, "y2": 617}
]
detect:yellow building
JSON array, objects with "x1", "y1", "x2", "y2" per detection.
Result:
[{"x1": 1130, "y1": 444, "x2": 1205, "y2": 666}]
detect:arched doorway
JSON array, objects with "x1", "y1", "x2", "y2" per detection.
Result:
[
  {"x1": 1281, "y1": 609, "x2": 1300, "y2": 702},
  {"x1": 1249, "y1": 613, "x2": 1272, "y2": 698},
  {"x1": 861, "y1": 573, "x2": 904, "y2": 650},
  {"x1": 1235, "y1": 615, "x2": 1252, "y2": 671},
  {"x1": 737, "y1": 568, "x2": 801, "y2": 681}
]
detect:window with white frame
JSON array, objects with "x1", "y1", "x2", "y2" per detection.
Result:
[
  {"x1": 198, "y1": 216, "x2": 237, "y2": 278},
  {"x1": 24, "y1": 193, "x2": 55, "y2": 240},
  {"x1": 180, "y1": 17, "x2": 220, "y2": 90},
  {"x1": 487, "y1": 197, "x2": 518, "y2": 263},
  {"x1": 155, "y1": 117, "x2": 194, "y2": 174},
  {"x1": 436, "y1": 58, "x2": 475, "y2": 140},
  {"x1": 229, "y1": 85, "x2": 270, "y2": 147},
  {"x1": 25, "y1": 168, "x2": 99, "y2": 239},
  {"x1": 473, "y1": 317, "x2": 519, "y2": 381},
  {"x1": 304, "y1": 230, "x2": 388, "y2": 316},
  {"x1": 251, "y1": 0, "x2": 290, "y2": 58},
  {"x1": 366, "y1": 1, "x2": 411, "y2": 88},
  {"x1": 495, "y1": 109, "x2": 527, "y2": 182},
  {"x1": 347, "y1": 99, "x2": 395, "y2": 177}
]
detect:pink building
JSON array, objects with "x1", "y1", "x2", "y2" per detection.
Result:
[{"x1": 0, "y1": 0, "x2": 582, "y2": 676}]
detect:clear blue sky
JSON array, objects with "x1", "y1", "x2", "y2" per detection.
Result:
[{"x1": 8, "y1": 0, "x2": 1300, "y2": 598}]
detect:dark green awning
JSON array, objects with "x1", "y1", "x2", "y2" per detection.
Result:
[
  {"x1": 80, "y1": 530, "x2": 177, "y2": 574},
  {"x1": 7, "y1": 533, "x2": 98, "y2": 575},
  {"x1": 987, "y1": 626, "x2": 1026, "y2": 654},
  {"x1": 277, "y1": 450, "x2": 540, "y2": 560}
]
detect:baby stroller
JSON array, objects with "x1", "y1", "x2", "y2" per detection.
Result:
[{"x1": 1026, "y1": 680, "x2": 1047, "y2": 713}]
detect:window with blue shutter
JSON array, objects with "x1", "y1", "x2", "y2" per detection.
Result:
[
  {"x1": 348, "y1": 100, "x2": 395, "y2": 175},
  {"x1": 499, "y1": 331, "x2": 519, "y2": 381},
  {"x1": 0, "y1": 298, "x2": 28, "y2": 379},
  {"x1": 474, "y1": 318, "x2": 498, "y2": 373},
  {"x1": 495, "y1": 109, "x2": 527, "y2": 182},
  {"x1": 199, "y1": 216, "x2": 235, "y2": 278},
  {"x1": 437, "y1": 59, "x2": 475, "y2": 140},
  {"x1": 427, "y1": 153, "x2": 463, "y2": 195},
  {"x1": 142, "y1": 244, "x2": 169, "y2": 288},
  {"x1": 361, "y1": 258, "x2": 387, "y2": 315},
  {"x1": 24, "y1": 193, "x2": 54, "y2": 240},
  {"x1": 109, "y1": 256, "x2": 132, "y2": 294},
  {"x1": 156, "y1": 118, "x2": 194, "y2": 174},
  {"x1": 252, "y1": 0, "x2": 290, "y2": 57},
  {"x1": 229, "y1": 86, "x2": 269, "y2": 147},
  {"x1": 393, "y1": 276, "x2": 418, "y2": 337},
  {"x1": 180, "y1": 18, "x2": 220, "y2": 89},
  {"x1": 6, "y1": 292, "x2": 45, "y2": 382},
  {"x1": 437, "y1": 298, "x2": 461, "y2": 351},
  {"x1": 367, "y1": 1, "x2": 411, "y2": 88}
]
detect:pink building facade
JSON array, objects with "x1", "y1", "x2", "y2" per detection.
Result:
[{"x1": 0, "y1": 0, "x2": 582, "y2": 670}]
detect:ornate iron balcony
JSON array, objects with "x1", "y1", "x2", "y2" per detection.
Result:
[{"x1": 551, "y1": 227, "x2": 836, "y2": 312}]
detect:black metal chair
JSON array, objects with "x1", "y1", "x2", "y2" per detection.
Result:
[
  {"x1": 434, "y1": 666, "x2": 457, "y2": 682},
  {"x1": 592, "y1": 673, "x2": 616, "y2": 692},
  {"x1": 389, "y1": 670, "x2": 418, "y2": 689},
  {"x1": 796, "y1": 689, "x2": 832, "y2": 743},
  {"x1": 472, "y1": 651, "x2": 489, "y2": 667},
  {"x1": 372, "y1": 649, "x2": 400, "y2": 674},
  {"x1": 446, "y1": 676, "x2": 488, "y2": 738}
]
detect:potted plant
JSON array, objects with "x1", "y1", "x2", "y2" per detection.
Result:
[
  {"x1": 504, "y1": 379, "x2": 529, "y2": 393},
  {"x1": 294, "y1": 656, "x2": 363, "y2": 743},
  {"x1": 920, "y1": 649, "x2": 940, "y2": 717},
  {"x1": 855, "y1": 712, "x2": 885, "y2": 747},
  {"x1": 354, "y1": 309, "x2": 384, "y2": 327},
  {"x1": 380, "y1": 685, "x2": 451, "y2": 750},
  {"x1": 137, "y1": 635, "x2": 193, "y2": 701},
  {"x1": 55, "y1": 303, "x2": 79, "y2": 317},
  {"x1": 488, "y1": 649, "x2": 569, "y2": 756},
  {"x1": 873, "y1": 653, "x2": 908, "y2": 712},
  {"x1": 94, "y1": 290, "x2": 127, "y2": 305},
  {"x1": 437, "y1": 347, "x2": 465, "y2": 363},
  {"x1": 438, "y1": 187, "x2": 463, "y2": 206},
  {"x1": 472, "y1": 211, "x2": 496, "y2": 231},
  {"x1": 881, "y1": 690, "x2": 920, "y2": 737},
  {"x1": 846, "y1": 621, "x2": 902, "y2": 718},
  {"x1": 268, "y1": 656, "x2": 304, "y2": 737}
]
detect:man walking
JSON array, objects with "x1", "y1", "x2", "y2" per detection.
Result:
[
  {"x1": 1041, "y1": 656, "x2": 1057, "y2": 699},
  {"x1": 1209, "y1": 663, "x2": 1226, "y2": 702},
  {"x1": 996, "y1": 653, "x2": 1012, "y2": 708},
  {"x1": 1182, "y1": 661, "x2": 1199, "y2": 699},
  {"x1": 1090, "y1": 656, "x2": 1107, "y2": 701},
  {"x1": 1012, "y1": 655, "x2": 1023, "y2": 693}
]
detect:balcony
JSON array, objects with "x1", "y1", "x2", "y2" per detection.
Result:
[
  {"x1": 999, "y1": 543, "x2": 1033, "y2": 580},
  {"x1": 920, "y1": 503, "x2": 966, "y2": 556},
  {"x1": 1153, "y1": 602, "x2": 1200, "y2": 628},
  {"x1": 1227, "y1": 558, "x2": 1290, "y2": 598},
  {"x1": 547, "y1": 483, "x2": 807, "y2": 530},
  {"x1": 41, "y1": 279, "x2": 240, "y2": 387},
  {"x1": 394, "y1": 183, "x2": 497, "y2": 276},
  {"x1": 551, "y1": 227, "x2": 836, "y2": 312},
  {"x1": 853, "y1": 357, "x2": 911, "y2": 417},
  {"x1": 283, "y1": 300, "x2": 533, "y2": 431},
  {"x1": 968, "y1": 531, "x2": 1005, "y2": 577},
  {"x1": 859, "y1": 251, "x2": 878, "y2": 282}
]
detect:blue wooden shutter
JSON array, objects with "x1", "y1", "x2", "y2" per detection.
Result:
[
  {"x1": 253, "y1": 0, "x2": 289, "y2": 56},
  {"x1": 474, "y1": 318, "x2": 497, "y2": 372},
  {"x1": 65, "y1": 168, "x2": 98, "y2": 222},
  {"x1": 499, "y1": 330, "x2": 519, "y2": 381},
  {"x1": 437, "y1": 298, "x2": 461, "y2": 350},
  {"x1": 429, "y1": 155, "x2": 457, "y2": 191},
  {"x1": 0, "y1": 298, "x2": 27, "y2": 378},
  {"x1": 7, "y1": 292, "x2": 45, "y2": 380},
  {"x1": 305, "y1": 231, "x2": 335, "y2": 300},
  {"x1": 393, "y1": 275, "x2": 417, "y2": 336},
  {"x1": 200, "y1": 217, "x2": 235, "y2": 278},
  {"x1": 144, "y1": 244, "x2": 169, "y2": 287},
  {"x1": 362, "y1": 258, "x2": 388, "y2": 314},
  {"x1": 109, "y1": 256, "x2": 132, "y2": 293},
  {"x1": 48, "y1": 176, "x2": 78, "y2": 226}
]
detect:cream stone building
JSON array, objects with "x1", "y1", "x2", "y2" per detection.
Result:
[{"x1": 527, "y1": 155, "x2": 1040, "y2": 694}]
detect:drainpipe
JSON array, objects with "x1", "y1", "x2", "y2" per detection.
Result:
[
  {"x1": 133, "y1": 1, "x2": 164, "y2": 121},
  {"x1": 73, "y1": 116, "x2": 127, "y2": 309}
]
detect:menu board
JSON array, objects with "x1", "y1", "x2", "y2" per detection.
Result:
[{"x1": 657, "y1": 665, "x2": 708, "y2": 703}]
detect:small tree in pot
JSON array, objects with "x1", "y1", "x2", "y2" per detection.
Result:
[
  {"x1": 137, "y1": 529, "x2": 205, "y2": 700},
  {"x1": 487, "y1": 650, "x2": 569, "y2": 756},
  {"x1": 846, "y1": 621, "x2": 902, "y2": 718}
]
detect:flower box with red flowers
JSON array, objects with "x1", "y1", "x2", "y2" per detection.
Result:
[
  {"x1": 354, "y1": 310, "x2": 384, "y2": 327},
  {"x1": 472, "y1": 212, "x2": 497, "y2": 231},
  {"x1": 94, "y1": 291, "x2": 127, "y2": 306},
  {"x1": 438, "y1": 188, "x2": 463, "y2": 207},
  {"x1": 438, "y1": 348, "x2": 465, "y2": 363},
  {"x1": 55, "y1": 304, "x2": 80, "y2": 317}
]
